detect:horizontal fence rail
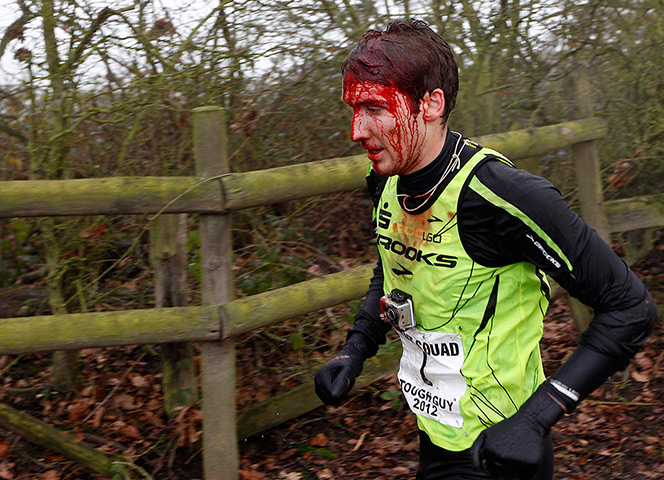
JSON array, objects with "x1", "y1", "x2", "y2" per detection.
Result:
[
  {"x1": 0, "y1": 265, "x2": 375, "y2": 355},
  {"x1": 603, "y1": 194, "x2": 664, "y2": 232},
  {"x1": 0, "y1": 118, "x2": 608, "y2": 218},
  {"x1": 0, "y1": 118, "x2": 659, "y2": 233},
  {"x1": 0, "y1": 306, "x2": 221, "y2": 354}
]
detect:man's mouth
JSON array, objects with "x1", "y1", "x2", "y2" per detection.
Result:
[{"x1": 365, "y1": 147, "x2": 383, "y2": 159}]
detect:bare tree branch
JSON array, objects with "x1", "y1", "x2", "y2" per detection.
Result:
[
  {"x1": 64, "y1": 6, "x2": 132, "y2": 72},
  {"x1": 0, "y1": 8, "x2": 35, "y2": 61},
  {"x1": 0, "y1": 118, "x2": 28, "y2": 144}
]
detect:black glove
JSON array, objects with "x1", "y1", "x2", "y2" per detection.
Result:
[
  {"x1": 470, "y1": 381, "x2": 567, "y2": 480},
  {"x1": 314, "y1": 333, "x2": 371, "y2": 405}
]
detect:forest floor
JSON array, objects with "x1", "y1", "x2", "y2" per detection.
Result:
[
  {"x1": 0, "y1": 206, "x2": 663, "y2": 479},
  {"x1": 238, "y1": 266, "x2": 664, "y2": 480}
]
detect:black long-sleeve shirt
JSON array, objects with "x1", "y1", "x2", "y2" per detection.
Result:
[{"x1": 351, "y1": 130, "x2": 657, "y2": 391}]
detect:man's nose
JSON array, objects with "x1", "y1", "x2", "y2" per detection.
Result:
[{"x1": 350, "y1": 113, "x2": 368, "y2": 142}]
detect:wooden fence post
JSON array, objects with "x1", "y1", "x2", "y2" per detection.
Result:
[
  {"x1": 192, "y1": 106, "x2": 238, "y2": 479},
  {"x1": 150, "y1": 213, "x2": 199, "y2": 415},
  {"x1": 572, "y1": 69, "x2": 611, "y2": 243},
  {"x1": 570, "y1": 67, "x2": 611, "y2": 332}
]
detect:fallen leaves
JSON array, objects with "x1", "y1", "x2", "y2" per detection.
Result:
[
  {"x1": 0, "y1": 462, "x2": 14, "y2": 480},
  {"x1": 315, "y1": 468, "x2": 333, "y2": 479},
  {"x1": 631, "y1": 369, "x2": 650, "y2": 383},
  {"x1": 1, "y1": 232, "x2": 663, "y2": 479},
  {"x1": 239, "y1": 469, "x2": 263, "y2": 480},
  {"x1": 34, "y1": 471, "x2": 58, "y2": 480},
  {"x1": 113, "y1": 392, "x2": 142, "y2": 411},
  {"x1": 309, "y1": 433, "x2": 328, "y2": 447},
  {"x1": 172, "y1": 406, "x2": 203, "y2": 448},
  {"x1": 279, "y1": 472, "x2": 302, "y2": 480},
  {"x1": 351, "y1": 431, "x2": 367, "y2": 452}
]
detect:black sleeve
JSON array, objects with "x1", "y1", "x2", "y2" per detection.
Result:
[
  {"x1": 460, "y1": 159, "x2": 643, "y2": 309},
  {"x1": 347, "y1": 257, "x2": 392, "y2": 357},
  {"x1": 459, "y1": 158, "x2": 658, "y2": 401},
  {"x1": 345, "y1": 168, "x2": 392, "y2": 357}
]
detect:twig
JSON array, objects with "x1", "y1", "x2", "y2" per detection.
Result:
[
  {"x1": 278, "y1": 416, "x2": 327, "y2": 447},
  {"x1": 83, "y1": 432, "x2": 127, "y2": 452},
  {"x1": 82, "y1": 350, "x2": 146, "y2": 423},
  {"x1": 2, "y1": 386, "x2": 45, "y2": 397},
  {"x1": 352, "y1": 431, "x2": 367, "y2": 452},
  {"x1": 645, "y1": 350, "x2": 664, "y2": 389},
  {"x1": 111, "y1": 460, "x2": 155, "y2": 480},
  {"x1": 0, "y1": 355, "x2": 23, "y2": 377},
  {"x1": 585, "y1": 399, "x2": 656, "y2": 407}
]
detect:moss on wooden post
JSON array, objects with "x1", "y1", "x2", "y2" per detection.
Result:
[
  {"x1": 569, "y1": 70, "x2": 609, "y2": 333},
  {"x1": 193, "y1": 106, "x2": 239, "y2": 480},
  {"x1": 237, "y1": 342, "x2": 402, "y2": 440},
  {"x1": 0, "y1": 176, "x2": 222, "y2": 217},
  {"x1": 0, "y1": 264, "x2": 373, "y2": 355},
  {"x1": 222, "y1": 264, "x2": 375, "y2": 337},
  {"x1": 0, "y1": 306, "x2": 220, "y2": 355},
  {"x1": 150, "y1": 213, "x2": 199, "y2": 415},
  {"x1": 604, "y1": 194, "x2": 664, "y2": 233}
]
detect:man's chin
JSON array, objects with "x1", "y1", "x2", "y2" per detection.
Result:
[
  {"x1": 371, "y1": 161, "x2": 388, "y2": 176},
  {"x1": 371, "y1": 160, "x2": 399, "y2": 177}
]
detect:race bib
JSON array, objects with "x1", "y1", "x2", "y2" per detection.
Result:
[{"x1": 397, "y1": 329, "x2": 467, "y2": 429}]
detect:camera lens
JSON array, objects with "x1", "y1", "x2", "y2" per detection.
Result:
[{"x1": 386, "y1": 307, "x2": 399, "y2": 322}]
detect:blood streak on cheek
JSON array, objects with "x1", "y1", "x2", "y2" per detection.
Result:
[
  {"x1": 381, "y1": 88, "x2": 425, "y2": 171},
  {"x1": 377, "y1": 85, "x2": 421, "y2": 168}
]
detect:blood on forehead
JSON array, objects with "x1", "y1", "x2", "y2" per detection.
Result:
[{"x1": 343, "y1": 75, "x2": 418, "y2": 115}]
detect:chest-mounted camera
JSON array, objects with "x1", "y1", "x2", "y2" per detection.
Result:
[{"x1": 380, "y1": 289, "x2": 415, "y2": 330}]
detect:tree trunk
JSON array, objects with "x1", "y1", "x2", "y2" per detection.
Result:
[
  {"x1": 150, "y1": 213, "x2": 199, "y2": 415},
  {"x1": 43, "y1": 218, "x2": 79, "y2": 392},
  {"x1": 42, "y1": 0, "x2": 81, "y2": 392}
]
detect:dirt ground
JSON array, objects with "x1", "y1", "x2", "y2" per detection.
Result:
[{"x1": 0, "y1": 229, "x2": 663, "y2": 479}]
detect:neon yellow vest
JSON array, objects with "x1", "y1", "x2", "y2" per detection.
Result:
[{"x1": 373, "y1": 148, "x2": 549, "y2": 451}]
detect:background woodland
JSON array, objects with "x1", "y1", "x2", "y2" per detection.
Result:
[{"x1": 0, "y1": 0, "x2": 663, "y2": 478}]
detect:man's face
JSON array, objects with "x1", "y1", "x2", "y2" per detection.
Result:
[{"x1": 342, "y1": 77, "x2": 428, "y2": 176}]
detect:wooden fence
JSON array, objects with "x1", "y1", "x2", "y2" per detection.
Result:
[{"x1": 1, "y1": 107, "x2": 663, "y2": 479}]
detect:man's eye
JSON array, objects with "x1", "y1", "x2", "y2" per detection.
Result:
[{"x1": 367, "y1": 106, "x2": 383, "y2": 114}]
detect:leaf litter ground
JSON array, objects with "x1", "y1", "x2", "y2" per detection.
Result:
[{"x1": 0, "y1": 224, "x2": 663, "y2": 479}]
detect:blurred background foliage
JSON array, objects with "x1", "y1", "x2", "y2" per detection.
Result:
[
  {"x1": 0, "y1": 6, "x2": 662, "y2": 472},
  {"x1": 0, "y1": 0, "x2": 662, "y2": 305}
]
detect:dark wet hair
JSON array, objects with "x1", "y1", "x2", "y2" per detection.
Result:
[{"x1": 342, "y1": 18, "x2": 458, "y2": 124}]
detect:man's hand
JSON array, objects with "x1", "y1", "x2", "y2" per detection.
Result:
[
  {"x1": 469, "y1": 409, "x2": 547, "y2": 479},
  {"x1": 314, "y1": 353, "x2": 364, "y2": 405},
  {"x1": 314, "y1": 334, "x2": 371, "y2": 405},
  {"x1": 470, "y1": 381, "x2": 567, "y2": 480}
]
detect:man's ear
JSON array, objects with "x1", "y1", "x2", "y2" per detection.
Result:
[{"x1": 422, "y1": 88, "x2": 446, "y2": 123}]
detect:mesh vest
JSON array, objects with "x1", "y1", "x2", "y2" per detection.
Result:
[{"x1": 373, "y1": 147, "x2": 550, "y2": 451}]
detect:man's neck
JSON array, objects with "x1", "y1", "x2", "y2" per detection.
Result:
[{"x1": 399, "y1": 127, "x2": 457, "y2": 196}]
